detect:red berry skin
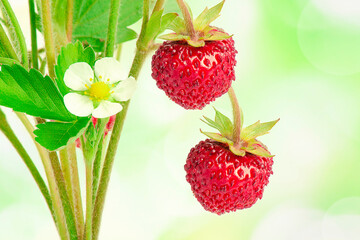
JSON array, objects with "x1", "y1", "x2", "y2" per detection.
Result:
[
  {"x1": 184, "y1": 139, "x2": 273, "y2": 215},
  {"x1": 152, "y1": 38, "x2": 237, "y2": 109}
]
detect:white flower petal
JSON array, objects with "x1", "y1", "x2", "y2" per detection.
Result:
[
  {"x1": 111, "y1": 77, "x2": 137, "y2": 102},
  {"x1": 94, "y1": 57, "x2": 123, "y2": 84},
  {"x1": 92, "y1": 101, "x2": 123, "y2": 118},
  {"x1": 64, "y1": 93, "x2": 94, "y2": 117},
  {"x1": 64, "y1": 62, "x2": 94, "y2": 91}
]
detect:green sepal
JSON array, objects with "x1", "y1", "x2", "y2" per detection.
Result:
[
  {"x1": 201, "y1": 108, "x2": 278, "y2": 158},
  {"x1": 201, "y1": 108, "x2": 233, "y2": 139},
  {"x1": 205, "y1": 29, "x2": 232, "y2": 41},
  {"x1": 187, "y1": 39, "x2": 205, "y2": 47},
  {"x1": 159, "y1": 13, "x2": 178, "y2": 35},
  {"x1": 241, "y1": 119, "x2": 280, "y2": 142},
  {"x1": 159, "y1": 33, "x2": 190, "y2": 41},
  {"x1": 194, "y1": 0, "x2": 224, "y2": 31},
  {"x1": 167, "y1": 16, "x2": 187, "y2": 34},
  {"x1": 246, "y1": 143, "x2": 274, "y2": 158},
  {"x1": 229, "y1": 145, "x2": 246, "y2": 157},
  {"x1": 200, "y1": 130, "x2": 233, "y2": 145},
  {"x1": 34, "y1": 117, "x2": 91, "y2": 151},
  {"x1": 160, "y1": 0, "x2": 230, "y2": 45}
]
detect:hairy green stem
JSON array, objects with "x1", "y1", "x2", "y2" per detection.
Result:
[
  {"x1": 175, "y1": 0, "x2": 196, "y2": 41},
  {"x1": 115, "y1": 44, "x2": 122, "y2": 61},
  {"x1": 92, "y1": 0, "x2": 160, "y2": 238},
  {"x1": 0, "y1": 23, "x2": 18, "y2": 60},
  {"x1": 16, "y1": 113, "x2": 69, "y2": 240},
  {"x1": 84, "y1": 119, "x2": 108, "y2": 240},
  {"x1": 66, "y1": 0, "x2": 74, "y2": 42},
  {"x1": 49, "y1": 151, "x2": 78, "y2": 240},
  {"x1": 41, "y1": 0, "x2": 56, "y2": 77},
  {"x1": 28, "y1": 0, "x2": 38, "y2": 69},
  {"x1": 68, "y1": 143, "x2": 84, "y2": 239},
  {"x1": 84, "y1": 162, "x2": 93, "y2": 240},
  {"x1": 92, "y1": 46, "x2": 148, "y2": 240},
  {"x1": 0, "y1": 0, "x2": 29, "y2": 69},
  {"x1": 152, "y1": 0, "x2": 165, "y2": 14},
  {"x1": 0, "y1": 109, "x2": 53, "y2": 223},
  {"x1": 104, "y1": 0, "x2": 122, "y2": 57},
  {"x1": 136, "y1": 0, "x2": 150, "y2": 51},
  {"x1": 59, "y1": 148, "x2": 74, "y2": 207},
  {"x1": 92, "y1": 135, "x2": 103, "y2": 202},
  {"x1": 228, "y1": 87, "x2": 242, "y2": 147}
]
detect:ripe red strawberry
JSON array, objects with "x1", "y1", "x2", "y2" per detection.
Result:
[
  {"x1": 185, "y1": 139, "x2": 273, "y2": 215},
  {"x1": 151, "y1": 37, "x2": 237, "y2": 109},
  {"x1": 151, "y1": 1, "x2": 237, "y2": 109},
  {"x1": 185, "y1": 108, "x2": 279, "y2": 214}
]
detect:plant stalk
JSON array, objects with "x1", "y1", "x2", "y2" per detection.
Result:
[
  {"x1": 228, "y1": 87, "x2": 242, "y2": 148},
  {"x1": 49, "y1": 151, "x2": 78, "y2": 240},
  {"x1": 92, "y1": 0, "x2": 161, "y2": 238},
  {"x1": 152, "y1": 0, "x2": 165, "y2": 14},
  {"x1": 0, "y1": 23, "x2": 19, "y2": 60},
  {"x1": 68, "y1": 142, "x2": 84, "y2": 239},
  {"x1": 84, "y1": 162, "x2": 93, "y2": 240},
  {"x1": 175, "y1": 0, "x2": 196, "y2": 41},
  {"x1": 40, "y1": 0, "x2": 56, "y2": 77},
  {"x1": 0, "y1": 0, "x2": 29, "y2": 69},
  {"x1": 104, "y1": 0, "x2": 122, "y2": 57},
  {"x1": 16, "y1": 113, "x2": 69, "y2": 240},
  {"x1": 28, "y1": 0, "x2": 38, "y2": 69},
  {"x1": 0, "y1": 109, "x2": 53, "y2": 223},
  {"x1": 66, "y1": 0, "x2": 74, "y2": 42},
  {"x1": 92, "y1": 37, "x2": 149, "y2": 240}
]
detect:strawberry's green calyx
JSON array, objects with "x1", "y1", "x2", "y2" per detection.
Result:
[
  {"x1": 201, "y1": 108, "x2": 279, "y2": 158},
  {"x1": 161, "y1": 0, "x2": 230, "y2": 47}
]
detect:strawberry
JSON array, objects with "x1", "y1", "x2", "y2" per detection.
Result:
[
  {"x1": 151, "y1": 36, "x2": 237, "y2": 109},
  {"x1": 185, "y1": 139, "x2": 273, "y2": 215},
  {"x1": 151, "y1": 1, "x2": 237, "y2": 109},
  {"x1": 185, "y1": 107, "x2": 279, "y2": 214}
]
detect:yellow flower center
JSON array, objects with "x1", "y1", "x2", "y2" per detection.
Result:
[{"x1": 86, "y1": 82, "x2": 111, "y2": 101}]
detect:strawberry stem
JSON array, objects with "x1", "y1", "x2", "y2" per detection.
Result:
[
  {"x1": 176, "y1": 0, "x2": 197, "y2": 41},
  {"x1": 228, "y1": 87, "x2": 242, "y2": 148}
]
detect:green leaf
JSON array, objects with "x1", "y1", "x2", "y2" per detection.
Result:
[
  {"x1": 143, "y1": 10, "x2": 163, "y2": 47},
  {"x1": 73, "y1": 0, "x2": 143, "y2": 50},
  {"x1": 34, "y1": 117, "x2": 91, "y2": 151},
  {"x1": 159, "y1": 13, "x2": 178, "y2": 35},
  {"x1": 51, "y1": 0, "x2": 67, "y2": 31},
  {"x1": 0, "y1": 64, "x2": 77, "y2": 121},
  {"x1": 163, "y1": 0, "x2": 181, "y2": 14},
  {"x1": 241, "y1": 119, "x2": 280, "y2": 141},
  {"x1": 194, "y1": 0, "x2": 224, "y2": 31},
  {"x1": 55, "y1": 42, "x2": 95, "y2": 96}
]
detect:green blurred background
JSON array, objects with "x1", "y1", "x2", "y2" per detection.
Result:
[{"x1": 1, "y1": 0, "x2": 360, "y2": 239}]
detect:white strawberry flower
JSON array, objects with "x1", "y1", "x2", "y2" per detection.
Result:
[{"x1": 63, "y1": 57, "x2": 136, "y2": 118}]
